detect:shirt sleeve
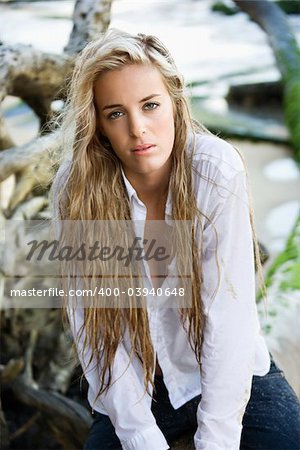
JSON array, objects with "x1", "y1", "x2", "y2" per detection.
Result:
[
  {"x1": 194, "y1": 168, "x2": 257, "y2": 450},
  {"x1": 68, "y1": 306, "x2": 170, "y2": 450},
  {"x1": 51, "y1": 164, "x2": 169, "y2": 450}
]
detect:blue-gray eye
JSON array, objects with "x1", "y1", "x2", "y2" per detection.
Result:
[
  {"x1": 108, "y1": 111, "x2": 123, "y2": 120},
  {"x1": 144, "y1": 102, "x2": 159, "y2": 110}
]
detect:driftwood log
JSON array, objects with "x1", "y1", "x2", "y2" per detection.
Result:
[
  {"x1": 233, "y1": 0, "x2": 300, "y2": 163},
  {"x1": 11, "y1": 376, "x2": 92, "y2": 450},
  {"x1": 0, "y1": 1, "x2": 298, "y2": 450},
  {"x1": 0, "y1": 1, "x2": 113, "y2": 449}
]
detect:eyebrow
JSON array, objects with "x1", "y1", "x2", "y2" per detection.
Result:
[{"x1": 102, "y1": 94, "x2": 161, "y2": 111}]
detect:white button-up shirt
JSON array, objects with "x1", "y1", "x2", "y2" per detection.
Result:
[{"x1": 55, "y1": 133, "x2": 271, "y2": 450}]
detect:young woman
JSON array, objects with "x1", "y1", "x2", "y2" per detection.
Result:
[{"x1": 52, "y1": 28, "x2": 300, "y2": 450}]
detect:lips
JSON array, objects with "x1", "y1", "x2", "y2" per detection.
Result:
[{"x1": 132, "y1": 144, "x2": 155, "y2": 152}]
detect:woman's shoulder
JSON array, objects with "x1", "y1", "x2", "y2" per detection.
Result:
[
  {"x1": 190, "y1": 133, "x2": 245, "y2": 181},
  {"x1": 189, "y1": 133, "x2": 249, "y2": 217}
]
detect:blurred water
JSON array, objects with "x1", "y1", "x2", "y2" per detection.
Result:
[
  {"x1": 263, "y1": 159, "x2": 300, "y2": 181},
  {"x1": 0, "y1": 0, "x2": 299, "y2": 255}
]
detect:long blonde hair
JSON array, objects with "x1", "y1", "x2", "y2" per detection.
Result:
[{"x1": 54, "y1": 28, "x2": 265, "y2": 401}]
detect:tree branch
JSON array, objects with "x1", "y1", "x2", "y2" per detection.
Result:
[
  {"x1": 12, "y1": 376, "x2": 92, "y2": 450},
  {"x1": 233, "y1": 0, "x2": 300, "y2": 161},
  {"x1": 0, "y1": 43, "x2": 73, "y2": 123},
  {"x1": 0, "y1": 114, "x2": 15, "y2": 150},
  {"x1": 234, "y1": 0, "x2": 300, "y2": 79},
  {"x1": 65, "y1": 0, "x2": 113, "y2": 55},
  {"x1": 0, "y1": 130, "x2": 61, "y2": 183}
]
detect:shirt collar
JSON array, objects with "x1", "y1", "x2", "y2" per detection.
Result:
[{"x1": 120, "y1": 166, "x2": 137, "y2": 202}]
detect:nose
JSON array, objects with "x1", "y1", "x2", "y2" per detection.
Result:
[{"x1": 128, "y1": 112, "x2": 146, "y2": 138}]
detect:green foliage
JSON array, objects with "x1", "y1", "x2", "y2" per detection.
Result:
[
  {"x1": 213, "y1": 0, "x2": 300, "y2": 16},
  {"x1": 284, "y1": 80, "x2": 300, "y2": 163},
  {"x1": 272, "y1": 22, "x2": 300, "y2": 164},
  {"x1": 211, "y1": 1, "x2": 238, "y2": 16},
  {"x1": 257, "y1": 213, "x2": 300, "y2": 299},
  {"x1": 279, "y1": 262, "x2": 300, "y2": 291},
  {"x1": 275, "y1": 0, "x2": 300, "y2": 15}
]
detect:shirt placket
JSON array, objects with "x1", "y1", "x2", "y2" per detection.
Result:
[{"x1": 131, "y1": 197, "x2": 165, "y2": 379}]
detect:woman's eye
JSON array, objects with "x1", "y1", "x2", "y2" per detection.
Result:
[
  {"x1": 144, "y1": 102, "x2": 159, "y2": 111},
  {"x1": 108, "y1": 111, "x2": 123, "y2": 120}
]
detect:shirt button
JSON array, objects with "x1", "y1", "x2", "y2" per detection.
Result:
[{"x1": 157, "y1": 337, "x2": 162, "y2": 343}]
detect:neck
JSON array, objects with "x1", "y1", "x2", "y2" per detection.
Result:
[{"x1": 123, "y1": 161, "x2": 172, "y2": 208}]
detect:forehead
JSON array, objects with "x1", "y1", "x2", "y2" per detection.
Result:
[{"x1": 94, "y1": 64, "x2": 169, "y2": 107}]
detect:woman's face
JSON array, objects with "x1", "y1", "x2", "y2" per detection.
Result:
[{"x1": 94, "y1": 64, "x2": 175, "y2": 180}]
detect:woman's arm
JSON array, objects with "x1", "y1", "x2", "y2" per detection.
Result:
[
  {"x1": 194, "y1": 166, "x2": 259, "y2": 450},
  {"x1": 52, "y1": 164, "x2": 169, "y2": 450},
  {"x1": 68, "y1": 305, "x2": 169, "y2": 450}
]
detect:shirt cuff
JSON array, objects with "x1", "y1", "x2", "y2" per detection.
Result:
[
  {"x1": 121, "y1": 424, "x2": 169, "y2": 450},
  {"x1": 194, "y1": 424, "x2": 242, "y2": 450}
]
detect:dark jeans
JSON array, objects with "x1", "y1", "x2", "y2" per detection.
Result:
[{"x1": 84, "y1": 355, "x2": 300, "y2": 450}]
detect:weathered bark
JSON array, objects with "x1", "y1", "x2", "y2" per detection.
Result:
[
  {"x1": 0, "y1": 43, "x2": 73, "y2": 125},
  {"x1": 0, "y1": 115, "x2": 15, "y2": 151},
  {"x1": 10, "y1": 196, "x2": 49, "y2": 220},
  {"x1": 0, "y1": 131, "x2": 61, "y2": 210},
  {"x1": 0, "y1": 0, "x2": 114, "y2": 212},
  {"x1": 11, "y1": 375, "x2": 92, "y2": 450},
  {"x1": 0, "y1": 398, "x2": 9, "y2": 450},
  {"x1": 9, "y1": 412, "x2": 41, "y2": 445},
  {"x1": 0, "y1": 358, "x2": 24, "y2": 384},
  {"x1": 65, "y1": 0, "x2": 113, "y2": 55},
  {"x1": 0, "y1": 1, "x2": 113, "y2": 449},
  {"x1": 233, "y1": 0, "x2": 300, "y2": 162},
  {"x1": 0, "y1": 130, "x2": 60, "y2": 182}
]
